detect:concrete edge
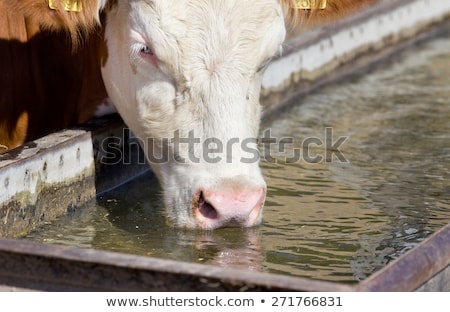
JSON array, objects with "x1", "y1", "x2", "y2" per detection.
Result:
[{"x1": 260, "y1": 0, "x2": 450, "y2": 114}]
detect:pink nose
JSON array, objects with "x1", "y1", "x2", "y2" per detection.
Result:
[{"x1": 193, "y1": 187, "x2": 266, "y2": 229}]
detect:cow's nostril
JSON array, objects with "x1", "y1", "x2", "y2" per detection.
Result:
[
  {"x1": 198, "y1": 192, "x2": 218, "y2": 219},
  {"x1": 193, "y1": 187, "x2": 266, "y2": 229}
]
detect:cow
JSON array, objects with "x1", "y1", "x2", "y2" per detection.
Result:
[{"x1": 0, "y1": 0, "x2": 375, "y2": 229}]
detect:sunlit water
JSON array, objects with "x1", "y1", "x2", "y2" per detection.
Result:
[{"x1": 23, "y1": 31, "x2": 450, "y2": 283}]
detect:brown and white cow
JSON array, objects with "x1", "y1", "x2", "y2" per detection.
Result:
[{"x1": 0, "y1": 0, "x2": 374, "y2": 229}]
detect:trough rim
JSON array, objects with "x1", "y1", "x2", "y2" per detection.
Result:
[{"x1": 0, "y1": 221, "x2": 448, "y2": 291}]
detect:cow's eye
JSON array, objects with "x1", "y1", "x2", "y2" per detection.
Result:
[
  {"x1": 134, "y1": 43, "x2": 158, "y2": 67},
  {"x1": 140, "y1": 45, "x2": 154, "y2": 56}
]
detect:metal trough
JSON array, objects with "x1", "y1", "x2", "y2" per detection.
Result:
[{"x1": 1, "y1": 0, "x2": 449, "y2": 291}]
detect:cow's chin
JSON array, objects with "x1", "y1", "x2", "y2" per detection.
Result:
[{"x1": 155, "y1": 165, "x2": 267, "y2": 230}]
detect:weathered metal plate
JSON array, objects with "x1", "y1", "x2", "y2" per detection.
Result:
[
  {"x1": 0, "y1": 223, "x2": 448, "y2": 291},
  {"x1": 0, "y1": 238, "x2": 351, "y2": 292}
]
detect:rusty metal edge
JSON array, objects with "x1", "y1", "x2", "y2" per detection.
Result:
[
  {"x1": 356, "y1": 223, "x2": 450, "y2": 292},
  {"x1": 415, "y1": 262, "x2": 450, "y2": 292},
  {"x1": 0, "y1": 238, "x2": 352, "y2": 292}
]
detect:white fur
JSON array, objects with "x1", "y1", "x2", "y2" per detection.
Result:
[
  {"x1": 101, "y1": 0, "x2": 287, "y2": 228},
  {"x1": 94, "y1": 98, "x2": 117, "y2": 117},
  {"x1": 97, "y1": 0, "x2": 108, "y2": 11}
]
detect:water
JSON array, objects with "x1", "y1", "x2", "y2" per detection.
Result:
[{"x1": 23, "y1": 31, "x2": 450, "y2": 283}]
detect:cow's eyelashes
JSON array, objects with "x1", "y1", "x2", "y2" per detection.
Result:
[
  {"x1": 131, "y1": 42, "x2": 158, "y2": 67},
  {"x1": 139, "y1": 45, "x2": 154, "y2": 56}
]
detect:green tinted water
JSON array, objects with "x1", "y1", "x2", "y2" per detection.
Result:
[{"x1": 24, "y1": 31, "x2": 450, "y2": 283}]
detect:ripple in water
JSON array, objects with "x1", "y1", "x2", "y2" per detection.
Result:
[{"x1": 24, "y1": 31, "x2": 450, "y2": 283}]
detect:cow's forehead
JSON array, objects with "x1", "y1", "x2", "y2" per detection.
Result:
[
  {"x1": 128, "y1": 0, "x2": 286, "y2": 67},
  {"x1": 132, "y1": 0, "x2": 284, "y2": 24}
]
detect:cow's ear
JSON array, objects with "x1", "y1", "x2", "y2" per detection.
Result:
[
  {"x1": 282, "y1": 0, "x2": 376, "y2": 27},
  {"x1": 8, "y1": 0, "x2": 107, "y2": 44}
]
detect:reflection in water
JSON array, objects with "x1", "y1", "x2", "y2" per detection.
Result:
[{"x1": 24, "y1": 31, "x2": 450, "y2": 283}]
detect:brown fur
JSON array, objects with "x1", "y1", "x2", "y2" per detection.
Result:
[
  {"x1": 282, "y1": 0, "x2": 377, "y2": 26},
  {"x1": 5, "y1": 0, "x2": 101, "y2": 45},
  {"x1": 0, "y1": 1, "x2": 107, "y2": 153}
]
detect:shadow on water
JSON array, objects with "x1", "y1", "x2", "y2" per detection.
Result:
[{"x1": 23, "y1": 29, "x2": 450, "y2": 283}]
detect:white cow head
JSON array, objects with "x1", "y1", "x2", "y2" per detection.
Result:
[{"x1": 101, "y1": 0, "x2": 291, "y2": 229}]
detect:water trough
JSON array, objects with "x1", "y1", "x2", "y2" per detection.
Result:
[{"x1": 1, "y1": 0, "x2": 449, "y2": 291}]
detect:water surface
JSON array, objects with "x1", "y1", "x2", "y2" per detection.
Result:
[{"x1": 24, "y1": 31, "x2": 450, "y2": 283}]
